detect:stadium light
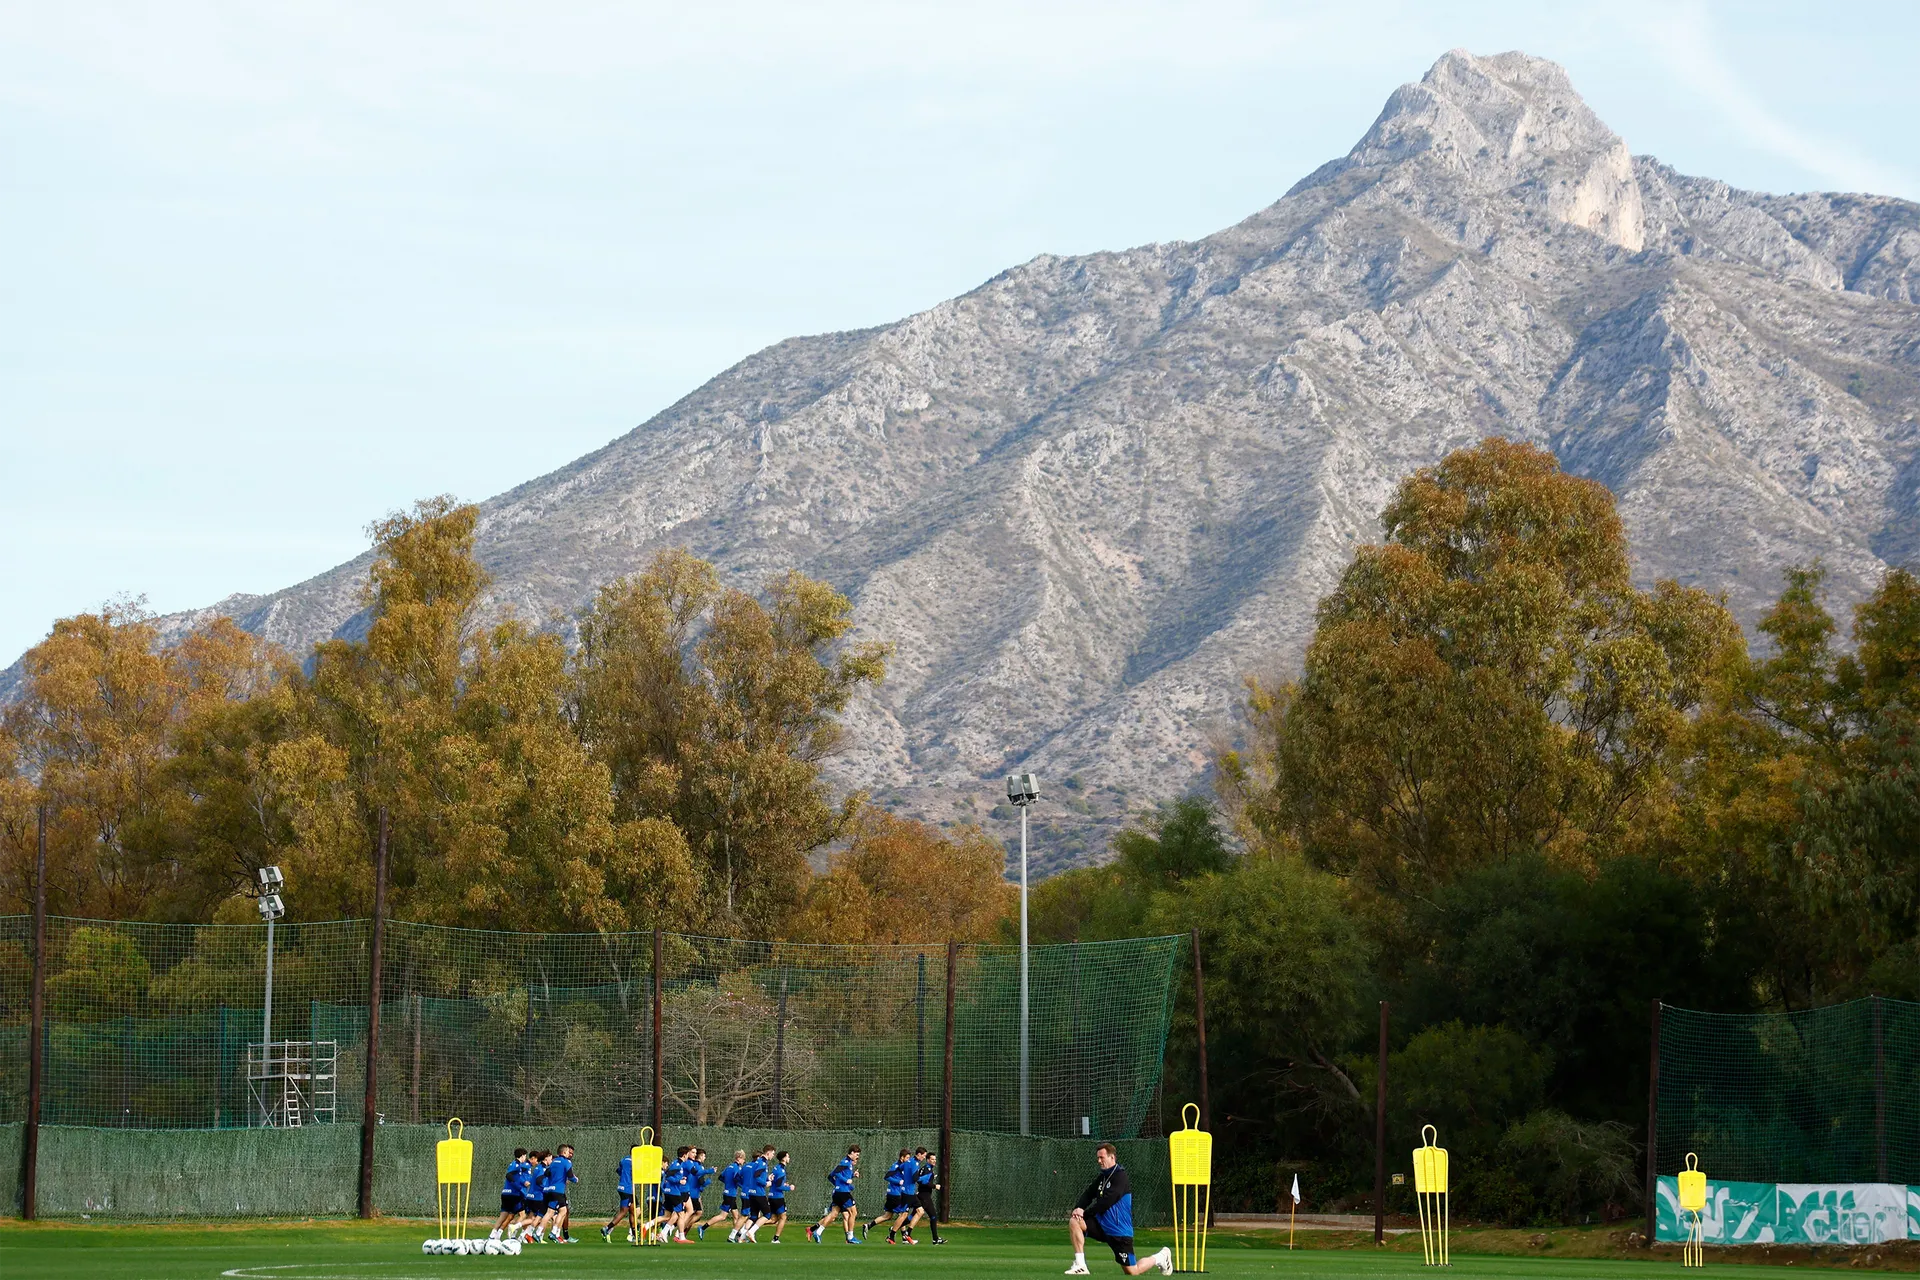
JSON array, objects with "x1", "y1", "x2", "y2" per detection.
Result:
[
  {"x1": 255, "y1": 867, "x2": 286, "y2": 1126},
  {"x1": 1006, "y1": 772, "x2": 1039, "y2": 1136}
]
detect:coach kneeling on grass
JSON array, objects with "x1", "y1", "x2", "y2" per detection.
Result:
[{"x1": 1066, "y1": 1143, "x2": 1172, "y2": 1276}]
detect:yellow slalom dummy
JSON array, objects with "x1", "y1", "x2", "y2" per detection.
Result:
[
  {"x1": 1678, "y1": 1153, "x2": 1707, "y2": 1267},
  {"x1": 1169, "y1": 1103, "x2": 1212, "y2": 1273},
  {"x1": 1413, "y1": 1125, "x2": 1450, "y2": 1267},
  {"x1": 422, "y1": 1118, "x2": 489, "y2": 1255},
  {"x1": 631, "y1": 1126, "x2": 663, "y2": 1247}
]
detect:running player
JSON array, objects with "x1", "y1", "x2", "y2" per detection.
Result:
[
  {"x1": 603, "y1": 1149, "x2": 637, "y2": 1243},
  {"x1": 489, "y1": 1148, "x2": 528, "y2": 1240},
  {"x1": 535, "y1": 1143, "x2": 578, "y2": 1243},
  {"x1": 1065, "y1": 1143, "x2": 1171, "y2": 1275},
  {"x1": 647, "y1": 1146, "x2": 693, "y2": 1243},
  {"x1": 908, "y1": 1148, "x2": 945, "y2": 1244},
  {"x1": 703, "y1": 1150, "x2": 746, "y2": 1239},
  {"x1": 863, "y1": 1148, "x2": 908, "y2": 1240},
  {"x1": 688, "y1": 1149, "x2": 715, "y2": 1239},
  {"x1": 763, "y1": 1150, "x2": 792, "y2": 1243},
  {"x1": 735, "y1": 1144, "x2": 774, "y2": 1242},
  {"x1": 809, "y1": 1144, "x2": 862, "y2": 1243}
]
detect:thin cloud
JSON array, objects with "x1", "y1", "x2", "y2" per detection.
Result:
[{"x1": 1639, "y1": 2, "x2": 1916, "y2": 196}]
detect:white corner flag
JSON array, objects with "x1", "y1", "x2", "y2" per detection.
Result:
[{"x1": 1290, "y1": 1175, "x2": 1301, "y2": 1205}]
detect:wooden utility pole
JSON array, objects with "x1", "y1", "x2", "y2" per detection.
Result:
[
  {"x1": 940, "y1": 941, "x2": 957, "y2": 1222},
  {"x1": 1374, "y1": 1001, "x2": 1388, "y2": 1245},
  {"x1": 358, "y1": 808, "x2": 389, "y2": 1218},
  {"x1": 23, "y1": 802, "x2": 48, "y2": 1220}
]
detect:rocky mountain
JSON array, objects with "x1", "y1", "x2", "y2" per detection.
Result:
[{"x1": 31, "y1": 50, "x2": 1920, "y2": 871}]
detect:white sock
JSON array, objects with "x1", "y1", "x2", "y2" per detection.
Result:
[{"x1": 1075, "y1": 1252, "x2": 1087, "y2": 1267}]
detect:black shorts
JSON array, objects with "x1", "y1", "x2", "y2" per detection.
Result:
[
  {"x1": 691, "y1": 1197, "x2": 703, "y2": 1213},
  {"x1": 747, "y1": 1194, "x2": 769, "y2": 1217},
  {"x1": 545, "y1": 1195, "x2": 567, "y2": 1210},
  {"x1": 767, "y1": 1199, "x2": 787, "y2": 1215},
  {"x1": 917, "y1": 1190, "x2": 938, "y2": 1216},
  {"x1": 1085, "y1": 1219, "x2": 1135, "y2": 1267},
  {"x1": 885, "y1": 1193, "x2": 906, "y2": 1213},
  {"x1": 500, "y1": 1193, "x2": 520, "y2": 1214},
  {"x1": 721, "y1": 1195, "x2": 739, "y2": 1211},
  {"x1": 831, "y1": 1190, "x2": 855, "y2": 1210},
  {"x1": 662, "y1": 1194, "x2": 687, "y2": 1211}
]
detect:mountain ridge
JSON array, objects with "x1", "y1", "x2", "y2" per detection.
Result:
[{"x1": 14, "y1": 49, "x2": 1920, "y2": 871}]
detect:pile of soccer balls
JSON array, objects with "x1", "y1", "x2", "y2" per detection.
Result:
[{"x1": 421, "y1": 1238, "x2": 523, "y2": 1255}]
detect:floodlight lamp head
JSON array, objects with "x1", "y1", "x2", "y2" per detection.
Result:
[
  {"x1": 257, "y1": 894, "x2": 285, "y2": 922},
  {"x1": 257, "y1": 865, "x2": 284, "y2": 891},
  {"x1": 1006, "y1": 772, "x2": 1039, "y2": 807}
]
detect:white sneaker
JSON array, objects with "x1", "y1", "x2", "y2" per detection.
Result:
[
  {"x1": 1155, "y1": 1247, "x2": 1174, "y2": 1275},
  {"x1": 1066, "y1": 1263, "x2": 1092, "y2": 1275}
]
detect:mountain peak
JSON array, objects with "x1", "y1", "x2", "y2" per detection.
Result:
[{"x1": 1320, "y1": 48, "x2": 1646, "y2": 250}]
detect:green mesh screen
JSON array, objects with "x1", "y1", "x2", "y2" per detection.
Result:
[
  {"x1": 0, "y1": 1123, "x2": 1171, "y2": 1223},
  {"x1": 1658, "y1": 998, "x2": 1920, "y2": 1183},
  {"x1": 0, "y1": 917, "x2": 1183, "y2": 1140}
]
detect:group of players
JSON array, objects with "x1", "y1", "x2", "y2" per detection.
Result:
[{"x1": 486, "y1": 1140, "x2": 943, "y2": 1247}]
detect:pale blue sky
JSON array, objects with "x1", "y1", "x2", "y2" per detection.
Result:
[{"x1": 4, "y1": 1, "x2": 1918, "y2": 661}]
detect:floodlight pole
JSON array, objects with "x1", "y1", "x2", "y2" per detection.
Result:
[{"x1": 1019, "y1": 800, "x2": 1030, "y2": 1137}]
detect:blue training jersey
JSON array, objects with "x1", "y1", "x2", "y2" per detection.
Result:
[
  {"x1": 722, "y1": 1162, "x2": 743, "y2": 1195},
  {"x1": 886, "y1": 1159, "x2": 913, "y2": 1194},
  {"x1": 917, "y1": 1161, "x2": 935, "y2": 1192},
  {"x1": 829, "y1": 1158, "x2": 856, "y2": 1193},
  {"x1": 664, "y1": 1158, "x2": 686, "y2": 1195},
  {"x1": 549, "y1": 1156, "x2": 575, "y2": 1193},
  {"x1": 617, "y1": 1156, "x2": 633, "y2": 1196},
  {"x1": 694, "y1": 1162, "x2": 714, "y2": 1195},
  {"x1": 769, "y1": 1163, "x2": 789, "y2": 1197},
  {"x1": 502, "y1": 1159, "x2": 524, "y2": 1196},
  {"x1": 744, "y1": 1157, "x2": 770, "y2": 1193}
]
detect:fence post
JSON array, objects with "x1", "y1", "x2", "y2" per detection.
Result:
[
  {"x1": 941, "y1": 941, "x2": 957, "y2": 1222},
  {"x1": 358, "y1": 808, "x2": 388, "y2": 1219},
  {"x1": 651, "y1": 928, "x2": 663, "y2": 1137},
  {"x1": 1644, "y1": 998, "x2": 1661, "y2": 1247},
  {"x1": 410, "y1": 991, "x2": 423, "y2": 1125},
  {"x1": 23, "y1": 801, "x2": 47, "y2": 1220},
  {"x1": 915, "y1": 952, "x2": 926, "y2": 1128},
  {"x1": 1873, "y1": 994, "x2": 1886, "y2": 1183},
  {"x1": 1374, "y1": 999, "x2": 1388, "y2": 1245},
  {"x1": 1190, "y1": 929, "x2": 1209, "y2": 1132},
  {"x1": 772, "y1": 969, "x2": 788, "y2": 1127}
]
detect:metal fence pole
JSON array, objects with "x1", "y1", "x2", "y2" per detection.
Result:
[
  {"x1": 941, "y1": 941, "x2": 957, "y2": 1222},
  {"x1": 23, "y1": 802, "x2": 47, "y2": 1220},
  {"x1": 1873, "y1": 994, "x2": 1886, "y2": 1183},
  {"x1": 358, "y1": 808, "x2": 388, "y2": 1219},
  {"x1": 1374, "y1": 1000, "x2": 1388, "y2": 1245},
  {"x1": 1644, "y1": 999, "x2": 1661, "y2": 1247},
  {"x1": 772, "y1": 969, "x2": 788, "y2": 1127},
  {"x1": 915, "y1": 953, "x2": 926, "y2": 1128},
  {"x1": 651, "y1": 928, "x2": 663, "y2": 1137}
]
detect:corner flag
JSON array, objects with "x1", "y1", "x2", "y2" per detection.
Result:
[{"x1": 1290, "y1": 1175, "x2": 1300, "y2": 1205}]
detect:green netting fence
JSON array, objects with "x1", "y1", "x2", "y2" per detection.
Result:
[
  {"x1": 0, "y1": 1122, "x2": 1171, "y2": 1223},
  {"x1": 0, "y1": 917, "x2": 1184, "y2": 1139},
  {"x1": 1658, "y1": 998, "x2": 1920, "y2": 1183}
]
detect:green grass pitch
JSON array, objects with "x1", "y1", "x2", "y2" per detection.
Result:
[{"x1": 0, "y1": 1222, "x2": 1853, "y2": 1280}]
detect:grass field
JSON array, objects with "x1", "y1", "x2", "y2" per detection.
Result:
[{"x1": 2, "y1": 1222, "x2": 1909, "y2": 1280}]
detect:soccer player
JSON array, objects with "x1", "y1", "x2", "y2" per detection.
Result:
[
  {"x1": 734, "y1": 1144, "x2": 773, "y2": 1242},
  {"x1": 515, "y1": 1151, "x2": 546, "y2": 1241},
  {"x1": 689, "y1": 1148, "x2": 715, "y2": 1238},
  {"x1": 603, "y1": 1150, "x2": 637, "y2": 1243},
  {"x1": 536, "y1": 1143, "x2": 578, "y2": 1243},
  {"x1": 1066, "y1": 1143, "x2": 1170, "y2": 1275},
  {"x1": 864, "y1": 1148, "x2": 908, "y2": 1240},
  {"x1": 809, "y1": 1144, "x2": 862, "y2": 1243},
  {"x1": 646, "y1": 1146, "x2": 693, "y2": 1243},
  {"x1": 489, "y1": 1148, "x2": 528, "y2": 1240},
  {"x1": 908, "y1": 1148, "x2": 945, "y2": 1244},
  {"x1": 763, "y1": 1150, "x2": 792, "y2": 1243},
  {"x1": 702, "y1": 1150, "x2": 746, "y2": 1239}
]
